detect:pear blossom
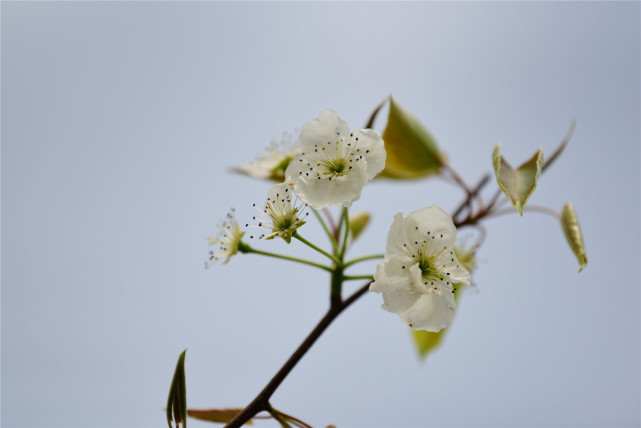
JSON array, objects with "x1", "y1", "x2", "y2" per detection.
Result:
[
  {"x1": 370, "y1": 205, "x2": 470, "y2": 332},
  {"x1": 248, "y1": 183, "x2": 308, "y2": 243},
  {"x1": 285, "y1": 110, "x2": 386, "y2": 209},
  {"x1": 235, "y1": 135, "x2": 298, "y2": 182},
  {"x1": 206, "y1": 209, "x2": 244, "y2": 266}
]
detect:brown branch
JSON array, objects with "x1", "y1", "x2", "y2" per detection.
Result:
[
  {"x1": 225, "y1": 281, "x2": 372, "y2": 428},
  {"x1": 452, "y1": 173, "x2": 491, "y2": 224}
]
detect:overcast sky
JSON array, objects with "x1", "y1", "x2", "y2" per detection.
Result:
[{"x1": 2, "y1": 2, "x2": 640, "y2": 427}]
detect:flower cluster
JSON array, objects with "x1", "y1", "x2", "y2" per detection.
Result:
[{"x1": 211, "y1": 111, "x2": 471, "y2": 333}]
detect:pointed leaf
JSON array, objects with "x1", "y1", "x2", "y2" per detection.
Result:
[
  {"x1": 542, "y1": 120, "x2": 576, "y2": 172},
  {"x1": 380, "y1": 97, "x2": 445, "y2": 179},
  {"x1": 167, "y1": 350, "x2": 187, "y2": 428},
  {"x1": 561, "y1": 203, "x2": 588, "y2": 272},
  {"x1": 349, "y1": 212, "x2": 371, "y2": 242},
  {"x1": 187, "y1": 408, "x2": 253, "y2": 425},
  {"x1": 492, "y1": 143, "x2": 543, "y2": 215}
]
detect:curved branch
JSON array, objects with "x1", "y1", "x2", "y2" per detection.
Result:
[{"x1": 225, "y1": 281, "x2": 373, "y2": 428}]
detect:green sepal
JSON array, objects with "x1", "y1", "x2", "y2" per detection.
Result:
[
  {"x1": 492, "y1": 143, "x2": 543, "y2": 215},
  {"x1": 560, "y1": 203, "x2": 588, "y2": 272},
  {"x1": 167, "y1": 349, "x2": 187, "y2": 428},
  {"x1": 380, "y1": 97, "x2": 445, "y2": 179}
]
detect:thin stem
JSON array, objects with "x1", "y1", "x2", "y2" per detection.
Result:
[
  {"x1": 443, "y1": 164, "x2": 472, "y2": 196},
  {"x1": 338, "y1": 207, "x2": 350, "y2": 259},
  {"x1": 268, "y1": 407, "x2": 293, "y2": 428},
  {"x1": 293, "y1": 232, "x2": 341, "y2": 266},
  {"x1": 343, "y1": 274, "x2": 374, "y2": 281},
  {"x1": 224, "y1": 281, "x2": 372, "y2": 428},
  {"x1": 451, "y1": 173, "x2": 491, "y2": 220},
  {"x1": 242, "y1": 245, "x2": 333, "y2": 272},
  {"x1": 344, "y1": 253, "x2": 384, "y2": 268},
  {"x1": 311, "y1": 208, "x2": 338, "y2": 253}
]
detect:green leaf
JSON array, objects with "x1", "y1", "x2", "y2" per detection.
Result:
[
  {"x1": 167, "y1": 349, "x2": 187, "y2": 428},
  {"x1": 492, "y1": 143, "x2": 543, "y2": 215},
  {"x1": 542, "y1": 120, "x2": 576, "y2": 172},
  {"x1": 380, "y1": 97, "x2": 445, "y2": 179},
  {"x1": 349, "y1": 212, "x2": 371, "y2": 242},
  {"x1": 560, "y1": 203, "x2": 588, "y2": 272},
  {"x1": 187, "y1": 408, "x2": 253, "y2": 425}
]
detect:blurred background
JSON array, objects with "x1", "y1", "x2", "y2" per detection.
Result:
[{"x1": 2, "y1": 2, "x2": 639, "y2": 427}]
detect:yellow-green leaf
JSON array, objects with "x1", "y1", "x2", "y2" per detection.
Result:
[
  {"x1": 167, "y1": 350, "x2": 187, "y2": 428},
  {"x1": 349, "y1": 212, "x2": 371, "y2": 242},
  {"x1": 561, "y1": 203, "x2": 588, "y2": 272},
  {"x1": 380, "y1": 97, "x2": 445, "y2": 179},
  {"x1": 492, "y1": 143, "x2": 543, "y2": 215},
  {"x1": 187, "y1": 408, "x2": 253, "y2": 425}
]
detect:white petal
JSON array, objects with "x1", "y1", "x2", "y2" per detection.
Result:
[
  {"x1": 288, "y1": 161, "x2": 367, "y2": 209},
  {"x1": 266, "y1": 182, "x2": 291, "y2": 202},
  {"x1": 298, "y1": 110, "x2": 350, "y2": 150},
  {"x1": 384, "y1": 212, "x2": 412, "y2": 257},
  {"x1": 400, "y1": 293, "x2": 456, "y2": 332},
  {"x1": 405, "y1": 205, "x2": 457, "y2": 249},
  {"x1": 436, "y1": 252, "x2": 471, "y2": 285},
  {"x1": 351, "y1": 129, "x2": 386, "y2": 180},
  {"x1": 371, "y1": 257, "x2": 420, "y2": 314}
]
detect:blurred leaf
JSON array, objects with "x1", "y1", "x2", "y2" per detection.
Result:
[
  {"x1": 542, "y1": 120, "x2": 576, "y2": 172},
  {"x1": 167, "y1": 350, "x2": 187, "y2": 428},
  {"x1": 187, "y1": 408, "x2": 253, "y2": 425},
  {"x1": 561, "y1": 203, "x2": 588, "y2": 272},
  {"x1": 349, "y1": 212, "x2": 371, "y2": 242},
  {"x1": 412, "y1": 285, "x2": 466, "y2": 358},
  {"x1": 492, "y1": 143, "x2": 543, "y2": 215},
  {"x1": 380, "y1": 97, "x2": 445, "y2": 179}
]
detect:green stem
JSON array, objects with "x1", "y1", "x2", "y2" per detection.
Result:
[
  {"x1": 293, "y1": 232, "x2": 341, "y2": 266},
  {"x1": 343, "y1": 274, "x2": 374, "y2": 281},
  {"x1": 338, "y1": 207, "x2": 350, "y2": 259},
  {"x1": 344, "y1": 253, "x2": 384, "y2": 268},
  {"x1": 241, "y1": 243, "x2": 332, "y2": 272},
  {"x1": 310, "y1": 208, "x2": 338, "y2": 253}
]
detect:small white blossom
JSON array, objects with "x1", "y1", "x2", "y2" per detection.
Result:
[
  {"x1": 235, "y1": 135, "x2": 298, "y2": 182},
  {"x1": 370, "y1": 205, "x2": 470, "y2": 332},
  {"x1": 206, "y1": 209, "x2": 244, "y2": 266},
  {"x1": 285, "y1": 110, "x2": 386, "y2": 209},
  {"x1": 248, "y1": 183, "x2": 308, "y2": 243}
]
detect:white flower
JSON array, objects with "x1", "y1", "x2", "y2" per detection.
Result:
[
  {"x1": 248, "y1": 183, "x2": 307, "y2": 243},
  {"x1": 370, "y1": 205, "x2": 470, "y2": 332},
  {"x1": 206, "y1": 209, "x2": 244, "y2": 266},
  {"x1": 285, "y1": 110, "x2": 386, "y2": 209},
  {"x1": 235, "y1": 135, "x2": 298, "y2": 182}
]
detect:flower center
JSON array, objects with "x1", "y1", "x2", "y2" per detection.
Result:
[
  {"x1": 275, "y1": 215, "x2": 294, "y2": 231},
  {"x1": 417, "y1": 254, "x2": 434, "y2": 277},
  {"x1": 325, "y1": 157, "x2": 347, "y2": 176}
]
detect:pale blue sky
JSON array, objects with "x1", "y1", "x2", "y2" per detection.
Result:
[{"x1": 2, "y1": 2, "x2": 640, "y2": 427}]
